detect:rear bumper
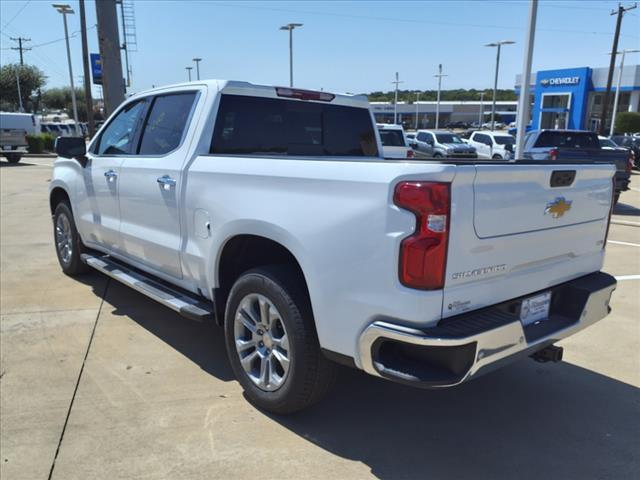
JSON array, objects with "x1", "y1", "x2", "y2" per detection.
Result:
[{"x1": 358, "y1": 272, "x2": 616, "y2": 388}]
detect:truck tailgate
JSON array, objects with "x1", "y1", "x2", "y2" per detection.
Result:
[{"x1": 443, "y1": 163, "x2": 614, "y2": 318}]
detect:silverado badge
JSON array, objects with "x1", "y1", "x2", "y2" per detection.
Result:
[{"x1": 545, "y1": 197, "x2": 572, "y2": 219}]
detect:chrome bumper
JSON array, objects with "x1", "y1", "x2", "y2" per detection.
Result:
[{"x1": 358, "y1": 272, "x2": 616, "y2": 388}]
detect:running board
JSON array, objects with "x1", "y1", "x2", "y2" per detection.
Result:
[{"x1": 81, "y1": 254, "x2": 214, "y2": 322}]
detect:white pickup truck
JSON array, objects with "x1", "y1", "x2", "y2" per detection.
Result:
[{"x1": 50, "y1": 80, "x2": 617, "y2": 413}]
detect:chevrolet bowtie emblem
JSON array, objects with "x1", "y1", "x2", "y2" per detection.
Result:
[{"x1": 545, "y1": 197, "x2": 572, "y2": 218}]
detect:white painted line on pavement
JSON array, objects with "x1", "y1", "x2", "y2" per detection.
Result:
[
  {"x1": 608, "y1": 240, "x2": 640, "y2": 247},
  {"x1": 611, "y1": 219, "x2": 640, "y2": 227},
  {"x1": 629, "y1": 187, "x2": 640, "y2": 192},
  {"x1": 615, "y1": 275, "x2": 640, "y2": 281}
]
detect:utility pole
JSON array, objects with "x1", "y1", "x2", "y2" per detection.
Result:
[
  {"x1": 16, "y1": 71, "x2": 24, "y2": 112},
  {"x1": 53, "y1": 4, "x2": 80, "y2": 136},
  {"x1": 193, "y1": 57, "x2": 202, "y2": 80},
  {"x1": 186, "y1": 66, "x2": 193, "y2": 82},
  {"x1": 10, "y1": 37, "x2": 31, "y2": 65},
  {"x1": 79, "y1": 0, "x2": 95, "y2": 136},
  {"x1": 279, "y1": 23, "x2": 303, "y2": 87},
  {"x1": 415, "y1": 92, "x2": 420, "y2": 130},
  {"x1": 515, "y1": 0, "x2": 538, "y2": 159},
  {"x1": 478, "y1": 91, "x2": 486, "y2": 127},
  {"x1": 600, "y1": 3, "x2": 637, "y2": 135},
  {"x1": 96, "y1": 0, "x2": 125, "y2": 116},
  {"x1": 392, "y1": 72, "x2": 403, "y2": 125},
  {"x1": 434, "y1": 64, "x2": 447, "y2": 129},
  {"x1": 609, "y1": 48, "x2": 640, "y2": 136}
]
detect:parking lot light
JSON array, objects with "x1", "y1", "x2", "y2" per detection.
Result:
[
  {"x1": 609, "y1": 49, "x2": 640, "y2": 136},
  {"x1": 485, "y1": 40, "x2": 515, "y2": 131},
  {"x1": 52, "y1": 3, "x2": 80, "y2": 136},
  {"x1": 279, "y1": 23, "x2": 303, "y2": 87}
]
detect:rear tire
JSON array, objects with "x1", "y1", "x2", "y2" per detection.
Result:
[
  {"x1": 613, "y1": 193, "x2": 620, "y2": 206},
  {"x1": 492, "y1": 154, "x2": 503, "y2": 160},
  {"x1": 5, "y1": 153, "x2": 21, "y2": 164},
  {"x1": 224, "y1": 266, "x2": 335, "y2": 414},
  {"x1": 53, "y1": 202, "x2": 90, "y2": 276}
]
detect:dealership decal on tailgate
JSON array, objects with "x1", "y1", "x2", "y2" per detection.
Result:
[{"x1": 520, "y1": 292, "x2": 552, "y2": 326}]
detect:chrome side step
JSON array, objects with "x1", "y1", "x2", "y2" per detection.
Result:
[{"x1": 81, "y1": 254, "x2": 214, "y2": 322}]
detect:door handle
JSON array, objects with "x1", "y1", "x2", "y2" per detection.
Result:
[
  {"x1": 157, "y1": 175, "x2": 176, "y2": 189},
  {"x1": 104, "y1": 169, "x2": 118, "y2": 181}
]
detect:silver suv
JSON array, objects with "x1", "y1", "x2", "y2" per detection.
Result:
[{"x1": 412, "y1": 130, "x2": 477, "y2": 159}]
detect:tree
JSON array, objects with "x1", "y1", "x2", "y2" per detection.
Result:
[
  {"x1": 615, "y1": 112, "x2": 640, "y2": 134},
  {"x1": 41, "y1": 87, "x2": 89, "y2": 122},
  {"x1": 0, "y1": 63, "x2": 46, "y2": 112}
]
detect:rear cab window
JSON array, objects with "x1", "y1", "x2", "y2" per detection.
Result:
[
  {"x1": 378, "y1": 129, "x2": 407, "y2": 147},
  {"x1": 211, "y1": 94, "x2": 378, "y2": 157},
  {"x1": 534, "y1": 131, "x2": 600, "y2": 149}
]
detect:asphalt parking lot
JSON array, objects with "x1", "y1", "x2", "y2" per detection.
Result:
[{"x1": 1, "y1": 156, "x2": 639, "y2": 480}]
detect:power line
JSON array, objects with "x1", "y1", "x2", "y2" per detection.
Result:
[
  {"x1": 212, "y1": 1, "x2": 639, "y2": 38},
  {"x1": 1, "y1": 0, "x2": 31, "y2": 31}
]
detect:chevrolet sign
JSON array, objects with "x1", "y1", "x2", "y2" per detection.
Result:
[{"x1": 540, "y1": 76, "x2": 580, "y2": 87}]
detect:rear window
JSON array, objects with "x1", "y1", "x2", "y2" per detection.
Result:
[
  {"x1": 211, "y1": 94, "x2": 378, "y2": 156},
  {"x1": 435, "y1": 133, "x2": 462, "y2": 144},
  {"x1": 494, "y1": 135, "x2": 515, "y2": 145},
  {"x1": 378, "y1": 129, "x2": 406, "y2": 147},
  {"x1": 534, "y1": 131, "x2": 600, "y2": 149}
]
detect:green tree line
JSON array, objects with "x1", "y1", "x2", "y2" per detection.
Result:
[{"x1": 367, "y1": 88, "x2": 517, "y2": 103}]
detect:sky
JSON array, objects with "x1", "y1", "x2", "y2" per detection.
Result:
[{"x1": 1, "y1": 0, "x2": 639, "y2": 98}]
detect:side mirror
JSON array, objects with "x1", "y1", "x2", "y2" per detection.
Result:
[
  {"x1": 55, "y1": 137, "x2": 87, "y2": 166},
  {"x1": 426, "y1": 139, "x2": 434, "y2": 146},
  {"x1": 410, "y1": 142, "x2": 418, "y2": 149}
]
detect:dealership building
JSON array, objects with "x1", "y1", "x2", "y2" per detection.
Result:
[
  {"x1": 371, "y1": 100, "x2": 518, "y2": 129},
  {"x1": 515, "y1": 65, "x2": 640, "y2": 132}
]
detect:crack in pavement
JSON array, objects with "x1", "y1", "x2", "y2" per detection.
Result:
[{"x1": 47, "y1": 278, "x2": 111, "y2": 480}]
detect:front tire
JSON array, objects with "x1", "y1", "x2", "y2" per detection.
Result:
[
  {"x1": 492, "y1": 154, "x2": 503, "y2": 160},
  {"x1": 224, "y1": 266, "x2": 335, "y2": 414},
  {"x1": 53, "y1": 202, "x2": 89, "y2": 276}
]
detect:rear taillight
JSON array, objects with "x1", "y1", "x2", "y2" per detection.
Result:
[
  {"x1": 549, "y1": 148, "x2": 558, "y2": 161},
  {"x1": 626, "y1": 152, "x2": 634, "y2": 174},
  {"x1": 603, "y1": 177, "x2": 615, "y2": 249},
  {"x1": 407, "y1": 149, "x2": 414, "y2": 158},
  {"x1": 394, "y1": 182, "x2": 450, "y2": 290},
  {"x1": 275, "y1": 87, "x2": 335, "y2": 102}
]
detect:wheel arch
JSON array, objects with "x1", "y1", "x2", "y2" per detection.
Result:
[
  {"x1": 49, "y1": 186, "x2": 71, "y2": 214},
  {"x1": 213, "y1": 234, "x2": 311, "y2": 327}
]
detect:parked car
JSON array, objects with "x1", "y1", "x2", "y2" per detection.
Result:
[
  {"x1": 377, "y1": 124, "x2": 413, "y2": 159},
  {"x1": 445, "y1": 121, "x2": 469, "y2": 129},
  {"x1": 50, "y1": 80, "x2": 617, "y2": 413},
  {"x1": 0, "y1": 112, "x2": 34, "y2": 163},
  {"x1": 611, "y1": 135, "x2": 640, "y2": 169},
  {"x1": 482, "y1": 121, "x2": 504, "y2": 130},
  {"x1": 413, "y1": 130, "x2": 477, "y2": 158},
  {"x1": 523, "y1": 129, "x2": 632, "y2": 203},
  {"x1": 405, "y1": 132, "x2": 416, "y2": 143},
  {"x1": 468, "y1": 131, "x2": 515, "y2": 160}
]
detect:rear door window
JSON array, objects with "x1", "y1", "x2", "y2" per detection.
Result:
[
  {"x1": 378, "y1": 129, "x2": 406, "y2": 147},
  {"x1": 211, "y1": 94, "x2": 377, "y2": 156},
  {"x1": 138, "y1": 92, "x2": 197, "y2": 155}
]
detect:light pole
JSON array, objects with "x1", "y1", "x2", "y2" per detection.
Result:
[
  {"x1": 478, "y1": 91, "x2": 485, "y2": 127},
  {"x1": 186, "y1": 66, "x2": 193, "y2": 82},
  {"x1": 391, "y1": 72, "x2": 403, "y2": 125},
  {"x1": 609, "y1": 48, "x2": 640, "y2": 136},
  {"x1": 485, "y1": 40, "x2": 515, "y2": 131},
  {"x1": 434, "y1": 64, "x2": 447, "y2": 129},
  {"x1": 193, "y1": 57, "x2": 202, "y2": 80},
  {"x1": 515, "y1": 0, "x2": 538, "y2": 159},
  {"x1": 415, "y1": 92, "x2": 420, "y2": 130},
  {"x1": 53, "y1": 4, "x2": 80, "y2": 135},
  {"x1": 279, "y1": 23, "x2": 303, "y2": 87}
]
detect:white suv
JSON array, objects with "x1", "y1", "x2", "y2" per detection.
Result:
[
  {"x1": 468, "y1": 131, "x2": 516, "y2": 160},
  {"x1": 376, "y1": 124, "x2": 413, "y2": 159}
]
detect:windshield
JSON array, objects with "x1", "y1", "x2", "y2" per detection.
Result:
[
  {"x1": 494, "y1": 135, "x2": 515, "y2": 145},
  {"x1": 435, "y1": 133, "x2": 462, "y2": 144},
  {"x1": 378, "y1": 129, "x2": 407, "y2": 147}
]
